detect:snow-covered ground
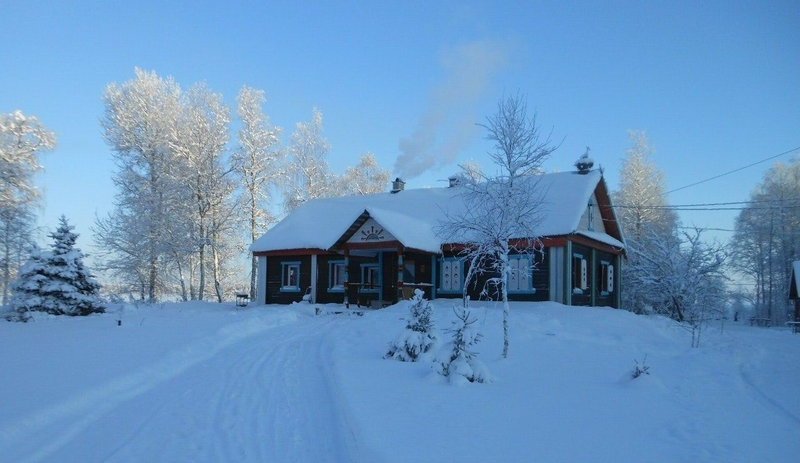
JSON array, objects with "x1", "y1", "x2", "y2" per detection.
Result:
[{"x1": 1, "y1": 301, "x2": 798, "y2": 462}]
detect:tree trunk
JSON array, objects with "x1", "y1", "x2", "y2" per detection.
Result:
[
  {"x1": 2, "y1": 223, "x2": 10, "y2": 306},
  {"x1": 175, "y1": 253, "x2": 188, "y2": 302},
  {"x1": 501, "y1": 247, "x2": 510, "y2": 359},
  {"x1": 249, "y1": 196, "x2": 258, "y2": 300},
  {"x1": 212, "y1": 243, "x2": 223, "y2": 303},
  {"x1": 199, "y1": 222, "x2": 206, "y2": 301}
]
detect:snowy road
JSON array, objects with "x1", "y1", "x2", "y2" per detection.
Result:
[{"x1": 1, "y1": 312, "x2": 360, "y2": 463}]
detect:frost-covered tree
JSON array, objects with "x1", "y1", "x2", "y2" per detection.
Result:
[
  {"x1": 385, "y1": 289, "x2": 438, "y2": 362},
  {"x1": 97, "y1": 68, "x2": 182, "y2": 301},
  {"x1": 283, "y1": 108, "x2": 335, "y2": 212},
  {"x1": 438, "y1": 307, "x2": 491, "y2": 384},
  {"x1": 730, "y1": 157, "x2": 800, "y2": 324},
  {"x1": 440, "y1": 94, "x2": 558, "y2": 358},
  {"x1": 8, "y1": 244, "x2": 48, "y2": 320},
  {"x1": 171, "y1": 83, "x2": 234, "y2": 302},
  {"x1": 339, "y1": 152, "x2": 391, "y2": 196},
  {"x1": 13, "y1": 216, "x2": 104, "y2": 317},
  {"x1": 613, "y1": 130, "x2": 678, "y2": 314},
  {"x1": 233, "y1": 86, "x2": 283, "y2": 299},
  {"x1": 0, "y1": 110, "x2": 56, "y2": 305},
  {"x1": 628, "y1": 228, "x2": 726, "y2": 347}
]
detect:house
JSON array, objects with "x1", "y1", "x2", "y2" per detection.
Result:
[
  {"x1": 250, "y1": 166, "x2": 625, "y2": 308},
  {"x1": 791, "y1": 261, "x2": 800, "y2": 321}
]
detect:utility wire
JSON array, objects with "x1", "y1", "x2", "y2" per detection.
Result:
[{"x1": 663, "y1": 145, "x2": 800, "y2": 195}]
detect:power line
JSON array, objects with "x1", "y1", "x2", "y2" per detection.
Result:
[
  {"x1": 607, "y1": 197, "x2": 800, "y2": 209},
  {"x1": 664, "y1": 145, "x2": 800, "y2": 195}
]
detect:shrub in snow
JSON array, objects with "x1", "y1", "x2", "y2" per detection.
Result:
[
  {"x1": 631, "y1": 355, "x2": 650, "y2": 379},
  {"x1": 9, "y1": 216, "x2": 104, "y2": 318},
  {"x1": 438, "y1": 307, "x2": 491, "y2": 385},
  {"x1": 385, "y1": 289, "x2": 437, "y2": 362}
]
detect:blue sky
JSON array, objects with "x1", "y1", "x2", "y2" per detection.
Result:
[{"x1": 1, "y1": 0, "x2": 798, "y2": 254}]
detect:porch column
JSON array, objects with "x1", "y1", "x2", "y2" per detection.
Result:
[
  {"x1": 431, "y1": 255, "x2": 437, "y2": 300},
  {"x1": 257, "y1": 256, "x2": 267, "y2": 305},
  {"x1": 310, "y1": 254, "x2": 318, "y2": 304},
  {"x1": 564, "y1": 240, "x2": 573, "y2": 305},
  {"x1": 344, "y1": 248, "x2": 350, "y2": 308},
  {"x1": 397, "y1": 246, "x2": 404, "y2": 301},
  {"x1": 615, "y1": 253, "x2": 622, "y2": 309},
  {"x1": 590, "y1": 249, "x2": 597, "y2": 307}
]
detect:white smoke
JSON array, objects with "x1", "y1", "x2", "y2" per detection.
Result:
[{"x1": 395, "y1": 39, "x2": 509, "y2": 180}]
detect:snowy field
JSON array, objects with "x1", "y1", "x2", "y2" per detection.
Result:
[{"x1": 1, "y1": 301, "x2": 799, "y2": 462}]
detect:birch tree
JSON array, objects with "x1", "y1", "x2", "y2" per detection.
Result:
[
  {"x1": 440, "y1": 94, "x2": 558, "y2": 358},
  {"x1": 339, "y1": 152, "x2": 390, "y2": 196},
  {"x1": 731, "y1": 157, "x2": 800, "y2": 323},
  {"x1": 613, "y1": 130, "x2": 678, "y2": 314},
  {"x1": 0, "y1": 110, "x2": 56, "y2": 305},
  {"x1": 233, "y1": 86, "x2": 283, "y2": 299},
  {"x1": 283, "y1": 108, "x2": 334, "y2": 213},
  {"x1": 171, "y1": 83, "x2": 233, "y2": 302},
  {"x1": 97, "y1": 68, "x2": 182, "y2": 301}
]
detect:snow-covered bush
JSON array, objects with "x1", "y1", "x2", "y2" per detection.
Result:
[
  {"x1": 385, "y1": 289, "x2": 437, "y2": 362},
  {"x1": 438, "y1": 307, "x2": 491, "y2": 385},
  {"x1": 9, "y1": 216, "x2": 104, "y2": 318}
]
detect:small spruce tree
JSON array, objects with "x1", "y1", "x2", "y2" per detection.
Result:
[
  {"x1": 34, "y1": 216, "x2": 104, "y2": 316},
  {"x1": 385, "y1": 289, "x2": 438, "y2": 362},
  {"x1": 438, "y1": 307, "x2": 491, "y2": 384}
]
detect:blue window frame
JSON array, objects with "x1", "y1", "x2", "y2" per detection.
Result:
[
  {"x1": 360, "y1": 264, "x2": 380, "y2": 293},
  {"x1": 328, "y1": 260, "x2": 346, "y2": 292},
  {"x1": 600, "y1": 260, "x2": 614, "y2": 296},
  {"x1": 508, "y1": 255, "x2": 535, "y2": 294},
  {"x1": 439, "y1": 257, "x2": 463, "y2": 293},
  {"x1": 280, "y1": 261, "x2": 301, "y2": 292}
]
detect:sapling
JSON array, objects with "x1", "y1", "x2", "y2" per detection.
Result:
[
  {"x1": 385, "y1": 289, "x2": 437, "y2": 362},
  {"x1": 438, "y1": 306, "x2": 491, "y2": 384},
  {"x1": 631, "y1": 355, "x2": 650, "y2": 379}
]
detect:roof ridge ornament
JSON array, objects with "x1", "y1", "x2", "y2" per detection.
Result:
[{"x1": 575, "y1": 147, "x2": 594, "y2": 174}]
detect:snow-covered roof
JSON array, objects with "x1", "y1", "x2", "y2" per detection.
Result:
[{"x1": 251, "y1": 170, "x2": 620, "y2": 253}]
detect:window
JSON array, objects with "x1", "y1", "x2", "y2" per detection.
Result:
[
  {"x1": 361, "y1": 264, "x2": 380, "y2": 292},
  {"x1": 328, "y1": 261, "x2": 346, "y2": 292},
  {"x1": 587, "y1": 200, "x2": 595, "y2": 232},
  {"x1": 600, "y1": 261, "x2": 614, "y2": 295},
  {"x1": 281, "y1": 262, "x2": 300, "y2": 292},
  {"x1": 403, "y1": 260, "x2": 416, "y2": 283},
  {"x1": 508, "y1": 255, "x2": 534, "y2": 293},
  {"x1": 572, "y1": 253, "x2": 587, "y2": 294},
  {"x1": 440, "y1": 258, "x2": 463, "y2": 292}
]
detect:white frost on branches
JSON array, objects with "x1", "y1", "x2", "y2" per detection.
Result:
[
  {"x1": 439, "y1": 94, "x2": 558, "y2": 358},
  {"x1": 0, "y1": 111, "x2": 56, "y2": 306}
]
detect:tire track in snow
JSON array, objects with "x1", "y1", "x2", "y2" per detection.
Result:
[
  {"x1": 0, "y1": 312, "x2": 299, "y2": 463},
  {"x1": 101, "y1": 314, "x2": 361, "y2": 463}
]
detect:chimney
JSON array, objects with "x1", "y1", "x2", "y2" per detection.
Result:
[
  {"x1": 448, "y1": 175, "x2": 460, "y2": 188},
  {"x1": 391, "y1": 177, "x2": 405, "y2": 194}
]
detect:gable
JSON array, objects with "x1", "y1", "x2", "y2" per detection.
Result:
[
  {"x1": 577, "y1": 192, "x2": 606, "y2": 234},
  {"x1": 348, "y1": 218, "x2": 396, "y2": 244}
]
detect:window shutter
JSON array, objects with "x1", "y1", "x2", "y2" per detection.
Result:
[
  {"x1": 442, "y1": 261, "x2": 451, "y2": 291},
  {"x1": 452, "y1": 261, "x2": 461, "y2": 291},
  {"x1": 607, "y1": 265, "x2": 614, "y2": 292},
  {"x1": 581, "y1": 259, "x2": 587, "y2": 289},
  {"x1": 519, "y1": 258, "x2": 530, "y2": 291},
  {"x1": 509, "y1": 258, "x2": 519, "y2": 291}
]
